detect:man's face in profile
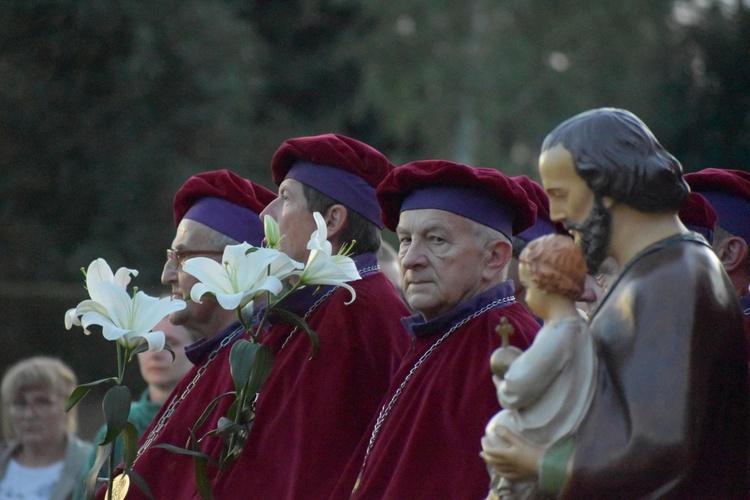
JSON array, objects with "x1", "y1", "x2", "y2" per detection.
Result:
[{"x1": 539, "y1": 143, "x2": 611, "y2": 271}]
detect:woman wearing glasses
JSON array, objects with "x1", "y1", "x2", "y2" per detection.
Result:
[{"x1": 0, "y1": 356, "x2": 92, "y2": 499}]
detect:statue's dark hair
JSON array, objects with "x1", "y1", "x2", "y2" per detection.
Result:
[
  {"x1": 301, "y1": 184, "x2": 381, "y2": 254},
  {"x1": 542, "y1": 108, "x2": 688, "y2": 212}
]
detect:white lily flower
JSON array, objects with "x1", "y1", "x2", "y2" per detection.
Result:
[
  {"x1": 65, "y1": 259, "x2": 186, "y2": 351},
  {"x1": 65, "y1": 258, "x2": 138, "y2": 329},
  {"x1": 183, "y1": 242, "x2": 301, "y2": 311},
  {"x1": 297, "y1": 212, "x2": 362, "y2": 304}
]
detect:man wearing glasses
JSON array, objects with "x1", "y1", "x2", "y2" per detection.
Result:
[{"x1": 109, "y1": 169, "x2": 276, "y2": 500}]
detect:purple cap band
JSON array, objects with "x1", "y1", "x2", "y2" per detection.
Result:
[
  {"x1": 183, "y1": 197, "x2": 265, "y2": 246},
  {"x1": 685, "y1": 224, "x2": 714, "y2": 245},
  {"x1": 287, "y1": 161, "x2": 383, "y2": 228},
  {"x1": 517, "y1": 219, "x2": 557, "y2": 242},
  {"x1": 401, "y1": 186, "x2": 515, "y2": 238},
  {"x1": 699, "y1": 191, "x2": 750, "y2": 242}
]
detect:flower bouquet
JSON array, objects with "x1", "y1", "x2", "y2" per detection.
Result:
[
  {"x1": 64, "y1": 259, "x2": 187, "y2": 499},
  {"x1": 165, "y1": 212, "x2": 360, "y2": 498}
]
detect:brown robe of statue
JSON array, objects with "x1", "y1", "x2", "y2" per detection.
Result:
[{"x1": 561, "y1": 233, "x2": 749, "y2": 498}]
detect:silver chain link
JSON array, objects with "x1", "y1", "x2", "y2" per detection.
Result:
[
  {"x1": 358, "y1": 295, "x2": 515, "y2": 475},
  {"x1": 134, "y1": 325, "x2": 244, "y2": 463}
]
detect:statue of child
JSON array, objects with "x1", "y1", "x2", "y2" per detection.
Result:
[{"x1": 481, "y1": 234, "x2": 596, "y2": 499}]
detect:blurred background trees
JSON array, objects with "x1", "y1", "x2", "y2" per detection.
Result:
[{"x1": 1, "y1": 0, "x2": 748, "y2": 436}]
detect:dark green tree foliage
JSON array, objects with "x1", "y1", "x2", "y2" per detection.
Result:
[
  {"x1": 349, "y1": 0, "x2": 679, "y2": 172},
  {"x1": 661, "y1": 2, "x2": 750, "y2": 173},
  {"x1": 0, "y1": 0, "x2": 273, "y2": 284},
  {"x1": 232, "y1": 0, "x2": 372, "y2": 136}
]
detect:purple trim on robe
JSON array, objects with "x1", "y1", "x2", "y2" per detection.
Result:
[
  {"x1": 401, "y1": 186, "x2": 515, "y2": 238},
  {"x1": 740, "y1": 295, "x2": 750, "y2": 317},
  {"x1": 183, "y1": 197, "x2": 265, "y2": 246},
  {"x1": 403, "y1": 280, "x2": 516, "y2": 338},
  {"x1": 287, "y1": 162, "x2": 383, "y2": 228},
  {"x1": 263, "y1": 252, "x2": 380, "y2": 325},
  {"x1": 685, "y1": 225, "x2": 714, "y2": 245},
  {"x1": 698, "y1": 191, "x2": 750, "y2": 242},
  {"x1": 517, "y1": 218, "x2": 557, "y2": 242},
  {"x1": 185, "y1": 321, "x2": 243, "y2": 364}
]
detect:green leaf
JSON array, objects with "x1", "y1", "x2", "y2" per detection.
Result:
[
  {"x1": 245, "y1": 344, "x2": 274, "y2": 397},
  {"x1": 153, "y1": 443, "x2": 218, "y2": 465},
  {"x1": 215, "y1": 416, "x2": 246, "y2": 437},
  {"x1": 229, "y1": 339, "x2": 258, "y2": 393},
  {"x1": 121, "y1": 421, "x2": 139, "y2": 469},
  {"x1": 66, "y1": 377, "x2": 118, "y2": 412},
  {"x1": 190, "y1": 428, "x2": 213, "y2": 500},
  {"x1": 123, "y1": 468, "x2": 155, "y2": 500},
  {"x1": 82, "y1": 442, "x2": 113, "y2": 500},
  {"x1": 273, "y1": 308, "x2": 320, "y2": 359},
  {"x1": 187, "y1": 392, "x2": 236, "y2": 446},
  {"x1": 128, "y1": 342, "x2": 149, "y2": 360},
  {"x1": 100, "y1": 386, "x2": 132, "y2": 445}
]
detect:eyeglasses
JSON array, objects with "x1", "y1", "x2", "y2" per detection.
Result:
[
  {"x1": 166, "y1": 248, "x2": 224, "y2": 268},
  {"x1": 9, "y1": 396, "x2": 59, "y2": 414}
]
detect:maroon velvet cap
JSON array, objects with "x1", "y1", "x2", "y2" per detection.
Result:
[
  {"x1": 512, "y1": 175, "x2": 566, "y2": 241},
  {"x1": 271, "y1": 133, "x2": 395, "y2": 227},
  {"x1": 678, "y1": 192, "x2": 717, "y2": 244},
  {"x1": 684, "y1": 168, "x2": 750, "y2": 242},
  {"x1": 378, "y1": 160, "x2": 536, "y2": 238},
  {"x1": 173, "y1": 170, "x2": 276, "y2": 245}
]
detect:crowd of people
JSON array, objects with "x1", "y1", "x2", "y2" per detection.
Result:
[{"x1": 2, "y1": 107, "x2": 749, "y2": 499}]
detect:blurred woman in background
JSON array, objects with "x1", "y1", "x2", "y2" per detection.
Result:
[{"x1": 0, "y1": 356, "x2": 92, "y2": 499}]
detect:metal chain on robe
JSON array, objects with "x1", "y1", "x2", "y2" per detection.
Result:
[
  {"x1": 134, "y1": 325, "x2": 245, "y2": 463},
  {"x1": 279, "y1": 265, "x2": 380, "y2": 350},
  {"x1": 357, "y1": 295, "x2": 515, "y2": 477}
]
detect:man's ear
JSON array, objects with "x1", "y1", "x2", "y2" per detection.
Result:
[
  {"x1": 324, "y1": 204, "x2": 349, "y2": 245},
  {"x1": 716, "y1": 236, "x2": 749, "y2": 271},
  {"x1": 483, "y1": 239, "x2": 513, "y2": 281}
]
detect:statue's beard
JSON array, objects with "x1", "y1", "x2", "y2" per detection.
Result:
[{"x1": 564, "y1": 197, "x2": 612, "y2": 272}]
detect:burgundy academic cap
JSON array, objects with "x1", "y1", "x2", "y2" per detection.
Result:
[
  {"x1": 684, "y1": 168, "x2": 750, "y2": 242},
  {"x1": 378, "y1": 160, "x2": 536, "y2": 238},
  {"x1": 173, "y1": 169, "x2": 276, "y2": 245}
]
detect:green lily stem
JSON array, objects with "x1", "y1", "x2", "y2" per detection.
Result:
[
  {"x1": 107, "y1": 444, "x2": 115, "y2": 500},
  {"x1": 224, "y1": 280, "x2": 307, "y2": 463}
]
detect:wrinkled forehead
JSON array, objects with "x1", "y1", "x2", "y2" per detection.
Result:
[{"x1": 173, "y1": 219, "x2": 224, "y2": 249}]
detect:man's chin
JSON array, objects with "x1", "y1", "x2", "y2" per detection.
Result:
[{"x1": 168, "y1": 311, "x2": 188, "y2": 326}]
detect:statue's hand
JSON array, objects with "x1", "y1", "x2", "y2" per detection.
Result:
[{"x1": 480, "y1": 426, "x2": 544, "y2": 482}]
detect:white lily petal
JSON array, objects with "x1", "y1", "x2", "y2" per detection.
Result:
[
  {"x1": 95, "y1": 283, "x2": 133, "y2": 330},
  {"x1": 131, "y1": 294, "x2": 186, "y2": 333},
  {"x1": 214, "y1": 292, "x2": 246, "y2": 311},
  {"x1": 183, "y1": 257, "x2": 234, "y2": 292},
  {"x1": 113, "y1": 266, "x2": 138, "y2": 288},
  {"x1": 85, "y1": 259, "x2": 115, "y2": 303},
  {"x1": 125, "y1": 330, "x2": 166, "y2": 351},
  {"x1": 64, "y1": 308, "x2": 81, "y2": 329},
  {"x1": 190, "y1": 283, "x2": 213, "y2": 304},
  {"x1": 102, "y1": 323, "x2": 131, "y2": 342},
  {"x1": 254, "y1": 275, "x2": 284, "y2": 296},
  {"x1": 80, "y1": 311, "x2": 122, "y2": 339},
  {"x1": 307, "y1": 212, "x2": 333, "y2": 255},
  {"x1": 308, "y1": 280, "x2": 358, "y2": 304}
]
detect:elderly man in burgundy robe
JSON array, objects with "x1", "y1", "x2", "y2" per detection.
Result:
[
  {"x1": 94, "y1": 170, "x2": 276, "y2": 499},
  {"x1": 209, "y1": 134, "x2": 411, "y2": 499},
  {"x1": 685, "y1": 168, "x2": 750, "y2": 363},
  {"x1": 331, "y1": 160, "x2": 541, "y2": 499}
]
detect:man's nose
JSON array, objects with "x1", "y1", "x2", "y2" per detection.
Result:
[{"x1": 161, "y1": 259, "x2": 177, "y2": 285}]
